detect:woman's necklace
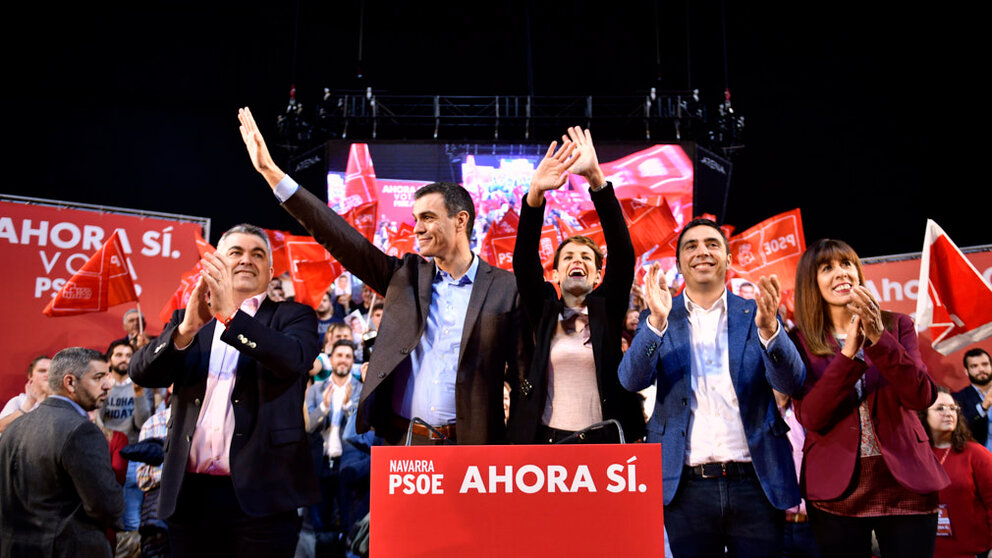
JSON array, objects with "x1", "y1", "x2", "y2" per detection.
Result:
[{"x1": 937, "y1": 445, "x2": 952, "y2": 465}]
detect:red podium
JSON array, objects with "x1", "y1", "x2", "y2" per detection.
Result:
[{"x1": 370, "y1": 443, "x2": 664, "y2": 557}]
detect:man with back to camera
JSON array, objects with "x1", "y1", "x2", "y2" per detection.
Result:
[
  {"x1": 238, "y1": 107, "x2": 529, "y2": 445},
  {"x1": 129, "y1": 223, "x2": 320, "y2": 557},
  {"x1": 618, "y1": 218, "x2": 806, "y2": 557},
  {"x1": 952, "y1": 347, "x2": 992, "y2": 450},
  {"x1": 0, "y1": 347, "x2": 123, "y2": 558}
]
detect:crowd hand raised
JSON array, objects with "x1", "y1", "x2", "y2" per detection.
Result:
[
  {"x1": 24, "y1": 379, "x2": 46, "y2": 407},
  {"x1": 754, "y1": 275, "x2": 782, "y2": 340},
  {"x1": 847, "y1": 286, "x2": 883, "y2": 344},
  {"x1": 644, "y1": 263, "x2": 672, "y2": 332},
  {"x1": 132, "y1": 332, "x2": 151, "y2": 349},
  {"x1": 238, "y1": 107, "x2": 285, "y2": 189},
  {"x1": 564, "y1": 126, "x2": 605, "y2": 187},
  {"x1": 526, "y1": 140, "x2": 578, "y2": 207}
]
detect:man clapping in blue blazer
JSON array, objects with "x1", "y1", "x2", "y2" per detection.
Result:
[{"x1": 619, "y1": 219, "x2": 806, "y2": 558}]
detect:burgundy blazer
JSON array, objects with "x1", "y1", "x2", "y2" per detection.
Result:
[{"x1": 794, "y1": 312, "x2": 949, "y2": 501}]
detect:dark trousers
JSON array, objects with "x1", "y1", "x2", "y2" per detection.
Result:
[
  {"x1": 535, "y1": 424, "x2": 623, "y2": 444},
  {"x1": 664, "y1": 464, "x2": 785, "y2": 558},
  {"x1": 167, "y1": 474, "x2": 302, "y2": 558},
  {"x1": 782, "y1": 520, "x2": 822, "y2": 558},
  {"x1": 807, "y1": 506, "x2": 937, "y2": 558}
]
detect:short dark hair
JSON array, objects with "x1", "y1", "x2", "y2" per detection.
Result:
[
  {"x1": 414, "y1": 182, "x2": 475, "y2": 242},
  {"x1": 675, "y1": 218, "x2": 729, "y2": 267},
  {"x1": 106, "y1": 340, "x2": 133, "y2": 360},
  {"x1": 553, "y1": 235, "x2": 604, "y2": 271},
  {"x1": 218, "y1": 223, "x2": 272, "y2": 265},
  {"x1": 26, "y1": 355, "x2": 50, "y2": 379},
  {"x1": 964, "y1": 348, "x2": 991, "y2": 368},
  {"x1": 48, "y1": 347, "x2": 106, "y2": 394},
  {"x1": 331, "y1": 339, "x2": 356, "y2": 356},
  {"x1": 371, "y1": 301, "x2": 385, "y2": 313}
]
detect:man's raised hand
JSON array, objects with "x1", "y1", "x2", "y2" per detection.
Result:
[
  {"x1": 754, "y1": 275, "x2": 782, "y2": 341},
  {"x1": 644, "y1": 263, "x2": 673, "y2": 332},
  {"x1": 238, "y1": 107, "x2": 285, "y2": 189}
]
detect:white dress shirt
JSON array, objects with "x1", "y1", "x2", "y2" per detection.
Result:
[{"x1": 647, "y1": 290, "x2": 778, "y2": 465}]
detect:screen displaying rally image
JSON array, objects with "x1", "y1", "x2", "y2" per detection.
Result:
[{"x1": 323, "y1": 141, "x2": 694, "y2": 277}]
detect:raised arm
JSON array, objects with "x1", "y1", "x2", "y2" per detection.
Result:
[
  {"x1": 238, "y1": 107, "x2": 401, "y2": 295},
  {"x1": 514, "y1": 139, "x2": 577, "y2": 326}
]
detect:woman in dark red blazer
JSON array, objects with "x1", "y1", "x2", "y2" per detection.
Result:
[{"x1": 792, "y1": 238, "x2": 949, "y2": 558}]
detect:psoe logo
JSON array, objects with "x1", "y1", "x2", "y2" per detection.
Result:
[{"x1": 62, "y1": 283, "x2": 92, "y2": 300}]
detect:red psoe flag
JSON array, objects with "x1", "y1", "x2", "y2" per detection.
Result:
[
  {"x1": 340, "y1": 143, "x2": 380, "y2": 242},
  {"x1": 620, "y1": 197, "x2": 680, "y2": 257},
  {"x1": 159, "y1": 230, "x2": 214, "y2": 323},
  {"x1": 43, "y1": 230, "x2": 138, "y2": 316},
  {"x1": 286, "y1": 235, "x2": 343, "y2": 309},
  {"x1": 915, "y1": 219, "x2": 992, "y2": 355}
]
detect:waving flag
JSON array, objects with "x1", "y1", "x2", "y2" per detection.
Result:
[
  {"x1": 286, "y1": 235, "x2": 343, "y2": 309},
  {"x1": 44, "y1": 230, "x2": 138, "y2": 317},
  {"x1": 915, "y1": 219, "x2": 992, "y2": 354},
  {"x1": 159, "y1": 230, "x2": 213, "y2": 323},
  {"x1": 340, "y1": 144, "x2": 379, "y2": 242}
]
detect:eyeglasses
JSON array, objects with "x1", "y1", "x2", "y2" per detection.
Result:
[{"x1": 930, "y1": 405, "x2": 960, "y2": 413}]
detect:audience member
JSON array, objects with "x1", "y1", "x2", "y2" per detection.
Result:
[
  {"x1": 920, "y1": 388, "x2": 992, "y2": 558},
  {"x1": 0, "y1": 347, "x2": 123, "y2": 557},
  {"x1": 129, "y1": 223, "x2": 320, "y2": 557},
  {"x1": 509, "y1": 127, "x2": 644, "y2": 444},
  {"x1": 103, "y1": 340, "x2": 150, "y2": 556},
  {"x1": 107, "y1": 309, "x2": 152, "y2": 353},
  {"x1": 239, "y1": 106, "x2": 528, "y2": 445},
  {"x1": 619, "y1": 218, "x2": 805, "y2": 557},
  {"x1": 792, "y1": 238, "x2": 949, "y2": 558},
  {"x1": 316, "y1": 291, "x2": 336, "y2": 342},
  {"x1": 305, "y1": 339, "x2": 362, "y2": 554},
  {"x1": 0, "y1": 355, "x2": 51, "y2": 435},
  {"x1": 134, "y1": 387, "x2": 172, "y2": 558},
  {"x1": 268, "y1": 277, "x2": 287, "y2": 302},
  {"x1": 953, "y1": 347, "x2": 992, "y2": 451}
]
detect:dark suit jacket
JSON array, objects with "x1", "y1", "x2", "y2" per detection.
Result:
[
  {"x1": 129, "y1": 297, "x2": 320, "y2": 519},
  {"x1": 953, "y1": 384, "x2": 989, "y2": 446},
  {"x1": 281, "y1": 185, "x2": 529, "y2": 444},
  {"x1": 619, "y1": 293, "x2": 805, "y2": 509},
  {"x1": 794, "y1": 312, "x2": 950, "y2": 501},
  {"x1": 508, "y1": 184, "x2": 645, "y2": 443},
  {"x1": 0, "y1": 397, "x2": 124, "y2": 558}
]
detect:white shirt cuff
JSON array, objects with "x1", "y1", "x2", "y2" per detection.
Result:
[
  {"x1": 646, "y1": 319, "x2": 667, "y2": 338},
  {"x1": 758, "y1": 321, "x2": 781, "y2": 349},
  {"x1": 274, "y1": 174, "x2": 300, "y2": 203}
]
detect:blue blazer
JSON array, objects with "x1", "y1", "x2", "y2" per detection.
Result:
[{"x1": 618, "y1": 292, "x2": 805, "y2": 509}]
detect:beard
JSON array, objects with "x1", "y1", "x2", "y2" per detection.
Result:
[
  {"x1": 113, "y1": 362, "x2": 130, "y2": 376},
  {"x1": 332, "y1": 365, "x2": 351, "y2": 377},
  {"x1": 970, "y1": 373, "x2": 991, "y2": 388}
]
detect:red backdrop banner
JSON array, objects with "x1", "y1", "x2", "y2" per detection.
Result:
[
  {"x1": 370, "y1": 443, "x2": 664, "y2": 558},
  {"x1": 861, "y1": 249, "x2": 992, "y2": 391},
  {"x1": 0, "y1": 200, "x2": 205, "y2": 404}
]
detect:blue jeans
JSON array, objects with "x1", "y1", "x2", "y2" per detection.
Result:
[
  {"x1": 123, "y1": 460, "x2": 142, "y2": 531},
  {"x1": 665, "y1": 466, "x2": 784, "y2": 558}
]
